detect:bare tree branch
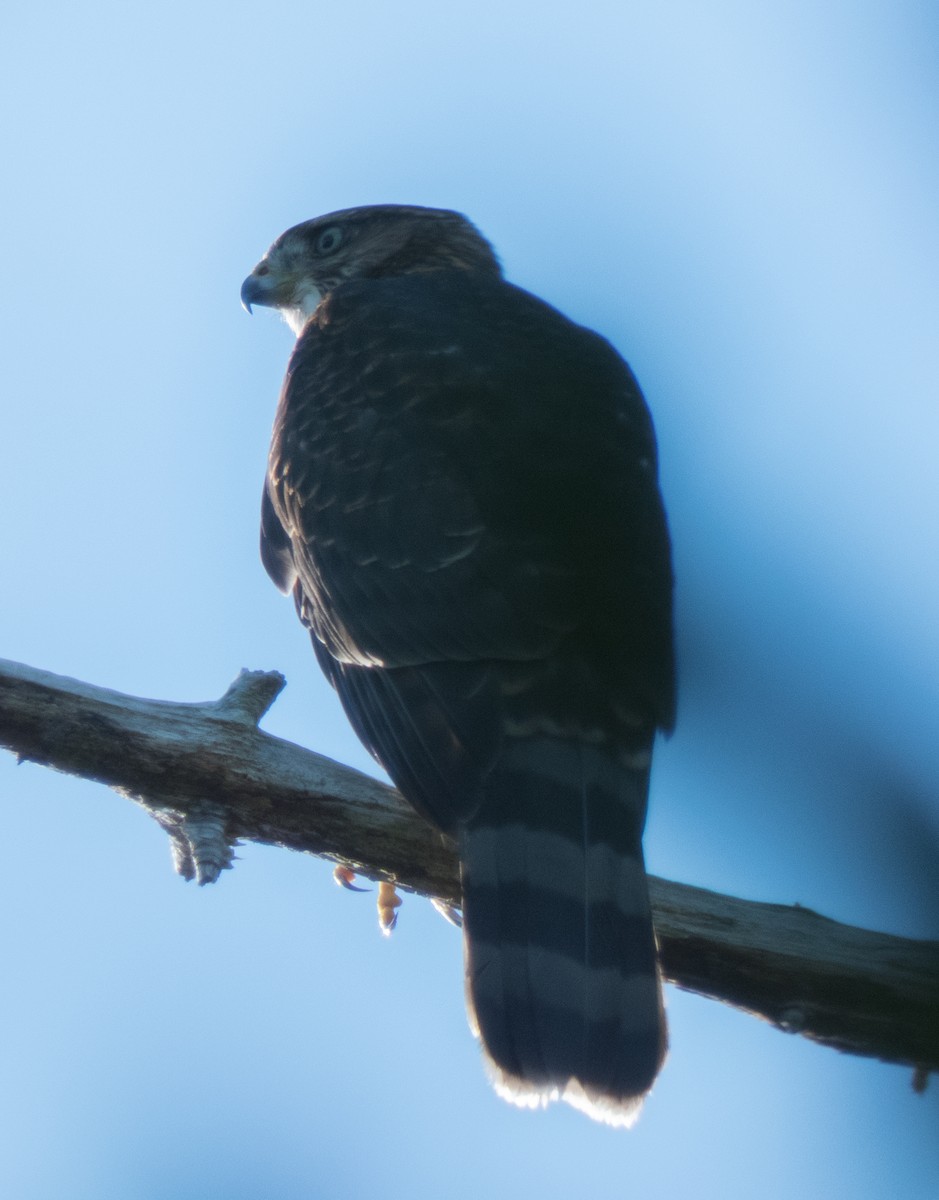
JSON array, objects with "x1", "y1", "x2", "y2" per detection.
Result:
[{"x1": 1, "y1": 656, "x2": 936, "y2": 1080}]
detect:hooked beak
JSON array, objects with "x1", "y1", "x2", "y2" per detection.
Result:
[{"x1": 240, "y1": 271, "x2": 271, "y2": 315}]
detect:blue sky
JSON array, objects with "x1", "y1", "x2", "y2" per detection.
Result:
[{"x1": 1, "y1": 2, "x2": 937, "y2": 1197}]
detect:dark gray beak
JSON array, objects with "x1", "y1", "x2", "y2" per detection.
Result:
[{"x1": 240, "y1": 273, "x2": 268, "y2": 315}]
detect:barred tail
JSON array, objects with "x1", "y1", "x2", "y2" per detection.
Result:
[{"x1": 460, "y1": 736, "x2": 666, "y2": 1127}]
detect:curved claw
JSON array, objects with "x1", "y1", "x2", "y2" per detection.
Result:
[
  {"x1": 333, "y1": 865, "x2": 370, "y2": 893},
  {"x1": 431, "y1": 898, "x2": 463, "y2": 929},
  {"x1": 378, "y1": 881, "x2": 403, "y2": 936}
]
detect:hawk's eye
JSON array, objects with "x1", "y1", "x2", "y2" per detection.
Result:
[{"x1": 315, "y1": 226, "x2": 343, "y2": 255}]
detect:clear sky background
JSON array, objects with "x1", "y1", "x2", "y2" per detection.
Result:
[{"x1": 1, "y1": 2, "x2": 937, "y2": 1197}]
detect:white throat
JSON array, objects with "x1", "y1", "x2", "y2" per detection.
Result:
[{"x1": 284, "y1": 283, "x2": 324, "y2": 337}]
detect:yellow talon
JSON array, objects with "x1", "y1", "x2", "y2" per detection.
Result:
[{"x1": 378, "y1": 881, "x2": 403, "y2": 935}]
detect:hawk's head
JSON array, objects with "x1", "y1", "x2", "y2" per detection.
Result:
[{"x1": 241, "y1": 204, "x2": 502, "y2": 336}]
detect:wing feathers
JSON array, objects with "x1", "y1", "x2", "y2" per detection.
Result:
[{"x1": 259, "y1": 249, "x2": 674, "y2": 1124}]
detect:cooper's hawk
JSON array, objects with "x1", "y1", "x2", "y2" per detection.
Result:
[{"x1": 241, "y1": 205, "x2": 675, "y2": 1126}]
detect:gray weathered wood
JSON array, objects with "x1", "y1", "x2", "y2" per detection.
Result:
[{"x1": 1, "y1": 656, "x2": 936, "y2": 1078}]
